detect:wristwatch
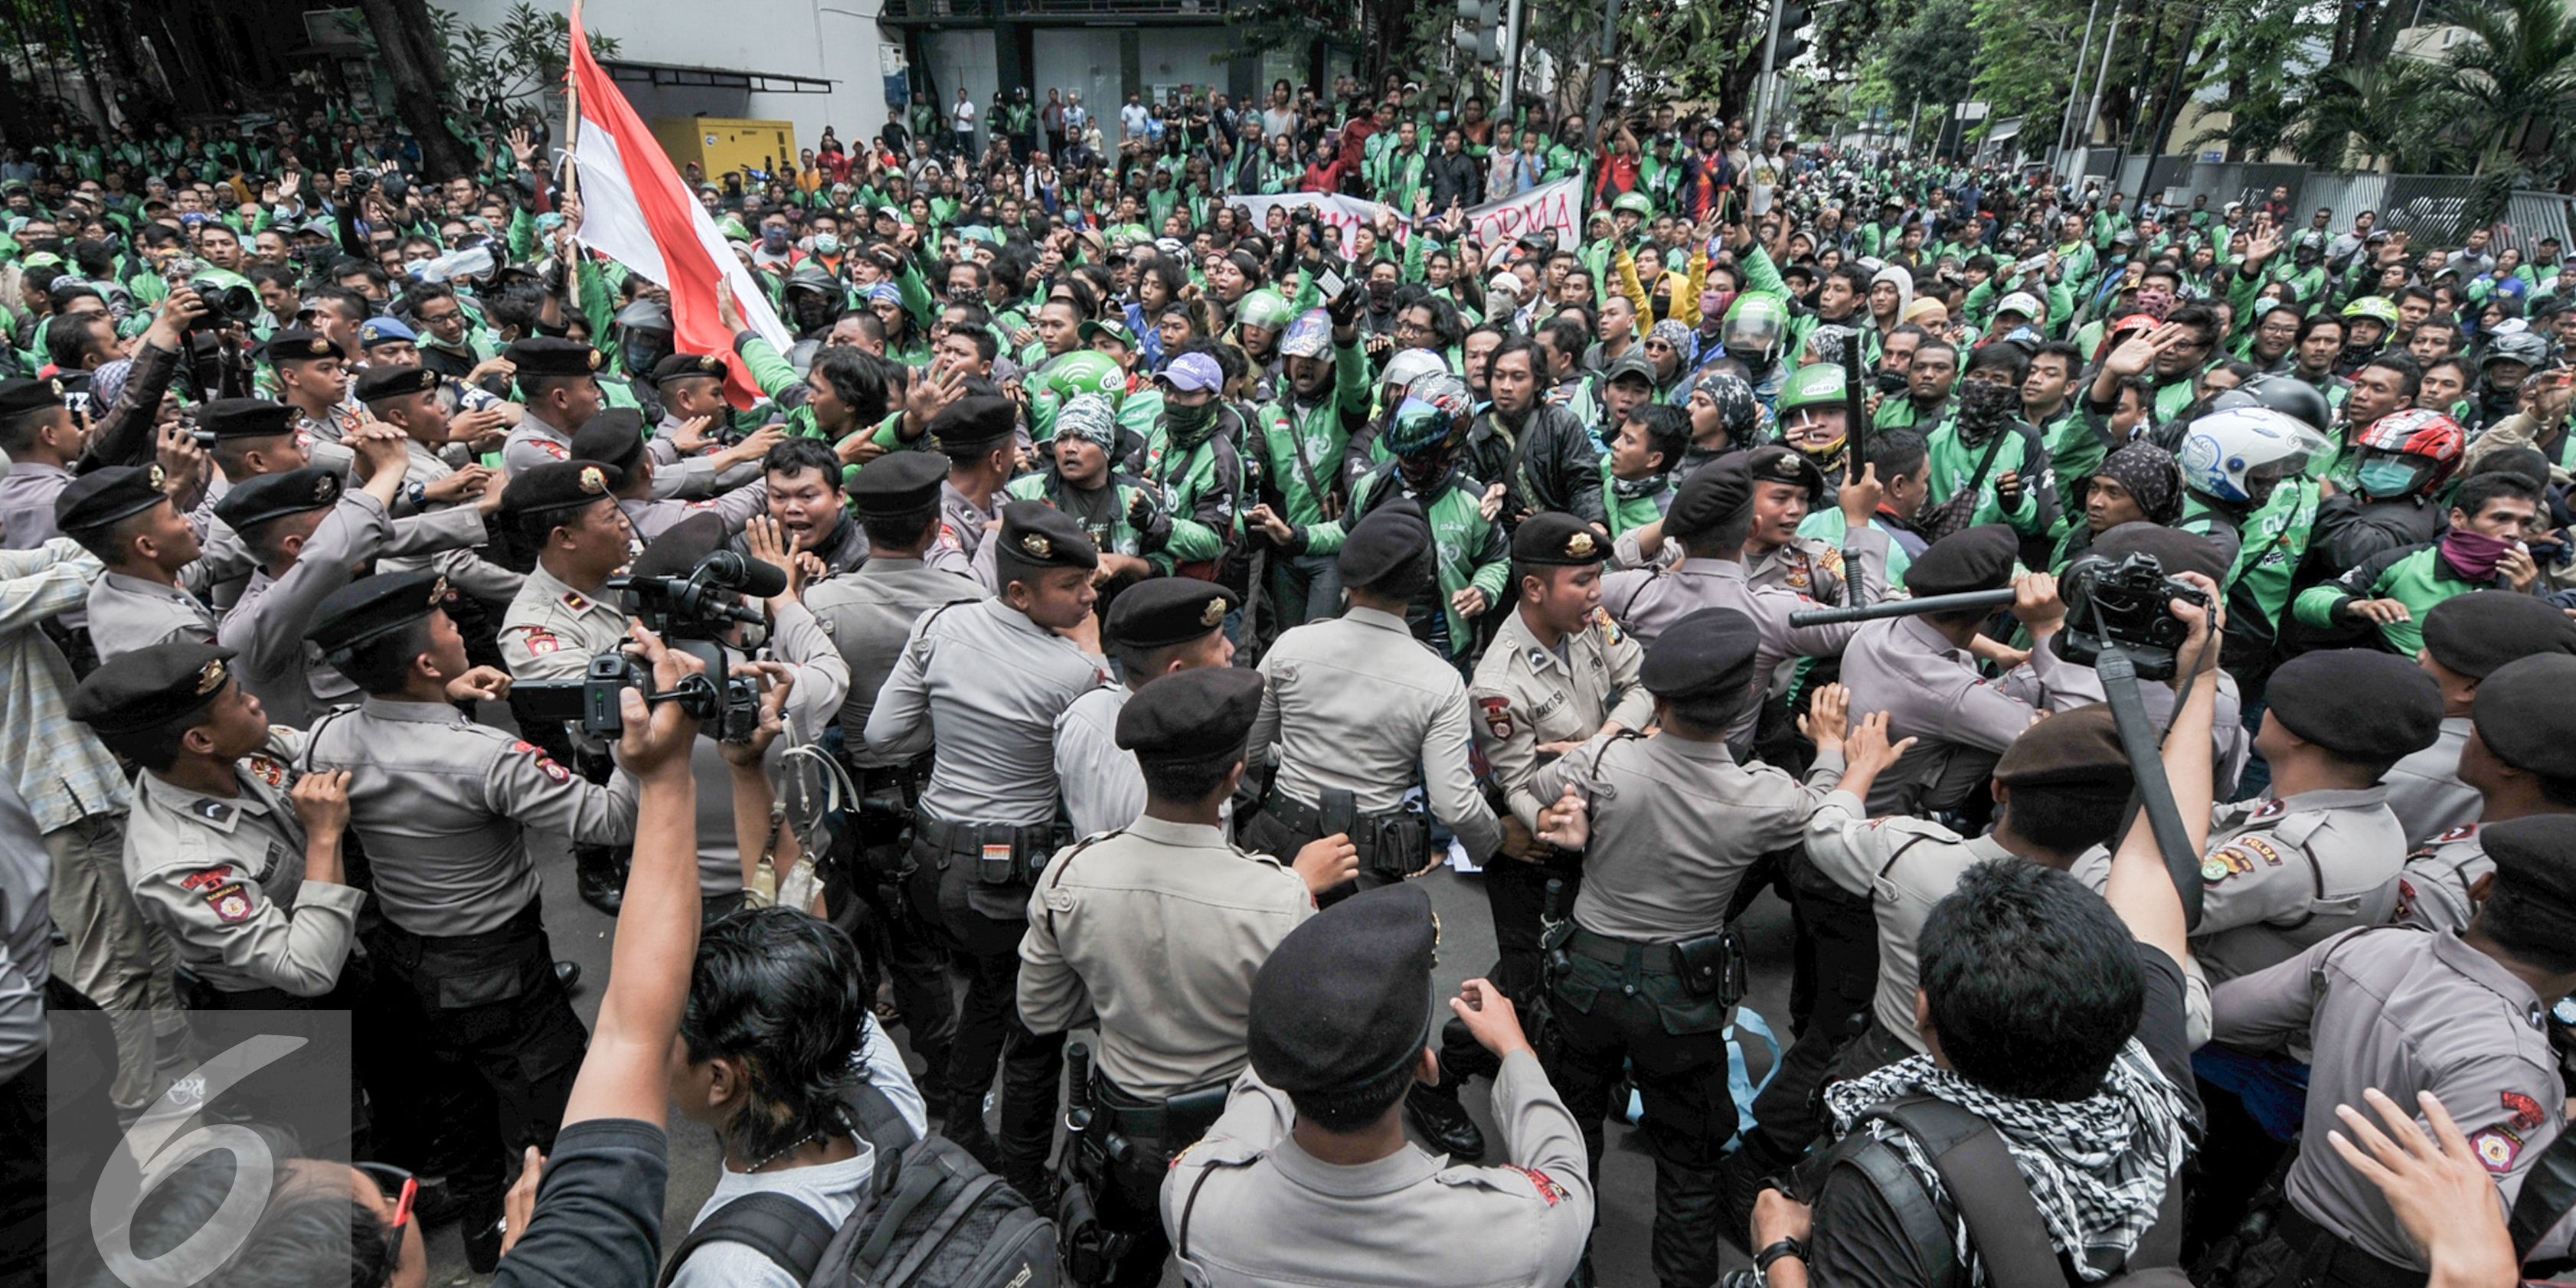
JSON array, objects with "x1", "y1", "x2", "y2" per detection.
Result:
[
  {"x1": 404, "y1": 480, "x2": 428, "y2": 509},
  {"x1": 1755, "y1": 1237, "x2": 1809, "y2": 1277}
]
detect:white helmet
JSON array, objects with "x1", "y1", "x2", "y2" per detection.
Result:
[
  {"x1": 2177, "y1": 407, "x2": 2326, "y2": 506},
  {"x1": 1378, "y1": 348, "x2": 1450, "y2": 399}
]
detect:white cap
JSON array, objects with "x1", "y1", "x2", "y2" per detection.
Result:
[{"x1": 1996, "y1": 291, "x2": 2044, "y2": 320}]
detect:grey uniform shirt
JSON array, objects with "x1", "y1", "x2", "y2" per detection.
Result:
[
  {"x1": 124, "y1": 729, "x2": 367, "y2": 996},
  {"x1": 1838, "y1": 615, "x2": 2075, "y2": 817},
  {"x1": 87, "y1": 570, "x2": 217, "y2": 661},
  {"x1": 864, "y1": 595, "x2": 1108, "y2": 827},
  {"x1": 0, "y1": 459, "x2": 70, "y2": 549},
  {"x1": 620, "y1": 479, "x2": 768, "y2": 544},
  {"x1": 925, "y1": 479, "x2": 999, "y2": 587},
  {"x1": 501, "y1": 563, "x2": 633, "y2": 682},
  {"x1": 2213, "y1": 927, "x2": 2563, "y2": 1270},
  {"x1": 1744, "y1": 534, "x2": 1851, "y2": 604},
  {"x1": 1054, "y1": 685, "x2": 1145, "y2": 839},
  {"x1": 2381, "y1": 716, "x2": 2478, "y2": 848},
  {"x1": 217, "y1": 489, "x2": 397, "y2": 729},
  {"x1": 0, "y1": 781, "x2": 47, "y2": 1082},
  {"x1": 2191, "y1": 786, "x2": 2408, "y2": 983},
  {"x1": 1247, "y1": 606, "x2": 1503, "y2": 862},
  {"x1": 1535, "y1": 731, "x2": 1842, "y2": 942},
  {"x1": 1602, "y1": 538, "x2": 1885, "y2": 743},
  {"x1": 302, "y1": 697, "x2": 639, "y2": 937},
  {"x1": 1803, "y1": 796, "x2": 2004, "y2": 1051},
  {"x1": 378, "y1": 438, "x2": 522, "y2": 603},
  {"x1": 502, "y1": 408, "x2": 580, "y2": 476},
  {"x1": 805, "y1": 556, "x2": 982, "y2": 764},
  {"x1": 1018, "y1": 816, "x2": 1313, "y2": 1099},
  {"x1": 2395, "y1": 822, "x2": 2489, "y2": 934},
  {"x1": 1469, "y1": 607, "x2": 1653, "y2": 832},
  {"x1": 1162, "y1": 1053, "x2": 1592, "y2": 1288},
  {"x1": 646, "y1": 424, "x2": 763, "y2": 502}
]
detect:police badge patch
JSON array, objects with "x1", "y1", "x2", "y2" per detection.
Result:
[{"x1": 1477, "y1": 696, "x2": 1514, "y2": 740}]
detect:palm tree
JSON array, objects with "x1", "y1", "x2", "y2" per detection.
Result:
[
  {"x1": 2289, "y1": 59, "x2": 2450, "y2": 171},
  {"x1": 2437, "y1": 0, "x2": 2576, "y2": 174}
]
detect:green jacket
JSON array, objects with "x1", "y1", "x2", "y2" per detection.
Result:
[
  {"x1": 1299, "y1": 463, "x2": 1507, "y2": 659},
  {"x1": 1250, "y1": 340, "x2": 1371, "y2": 528},
  {"x1": 2292, "y1": 542, "x2": 2501, "y2": 658}
]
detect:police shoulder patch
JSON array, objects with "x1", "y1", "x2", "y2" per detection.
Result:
[
  {"x1": 515, "y1": 626, "x2": 562, "y2": 655},
  {"x1": 244, "y1": 754, "x2": 289, "y2": 789},
  {"x1": 2435, "y1": 823, "x2": 2479, "y2": 844},
  {"x1": 2471, "y1": 1126, "x2": 2523, "y2": 1173},
  {"x1": 1592, "y1": 605, "x2": 1625, "y2": 646},
  {"x1": 2503, "y1": 1090, "x2": 2546, "y2": 1132},
  {"x1": 1477, "y1": 695, "x2": 1514, "y2": 740},
  {"x1": 1510, "y1": 1165, "x2": 1569, "y2": 1206},
  {"x1": 513, "y1": 739, "x2": 574, "y2": 785},
  {"x1": 538, "y1": 440, "x2": 570, "y2": 461},
  {"x1": 2201, "y1": 847, "x2": 2256, "y2": 883}
]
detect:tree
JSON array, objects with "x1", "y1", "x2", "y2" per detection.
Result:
[
  {"x1": 2287, "y1": 59, "x2": 2450, "y2": 170},
  {"x1": 1871, "y1": 0, "x2": 1978, "y2": 119},
  {"x1": 434, "y1": 1, "x2": 623, "y2": 115},
  {"x1": 355, "y1": 0, "x2": 477, "y2": 180},
  {"x1": 2438, "y1": 0, "x2": 2576, "y2": 176}
]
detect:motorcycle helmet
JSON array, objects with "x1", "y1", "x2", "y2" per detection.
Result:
[{"x1": 2177, "y1": 406, "x2": 2326, "y2": 506}]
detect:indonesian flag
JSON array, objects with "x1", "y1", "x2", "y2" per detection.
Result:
[{"x1": 567, "y1": 2, "x2": 791, "y2": 407}]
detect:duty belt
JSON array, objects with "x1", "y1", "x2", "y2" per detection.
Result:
[
  {"x1": 1093, "y1": 1074, "x2": 1231, "y2": 1145},
  {"x1": 1566, "y1": 925, "x2": 1701, "y2": 974}
]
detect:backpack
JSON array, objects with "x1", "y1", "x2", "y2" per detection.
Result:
[
  {"x1": 658, "y1": 1084, "x2": 1058, "y2": 1288},
  {"x1": 1829, "y1": 1094, "x2": 2189, "y2": 1288}
]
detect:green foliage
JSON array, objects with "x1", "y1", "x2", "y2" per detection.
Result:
[
  {"x1": 2438, "y1": 0, "x2": 2576, "y2": 174},
  {"x1": 432, "y1": 2, "x2": 621, "y2": 110},
  {"x1": 1966, "y1": 0, "x2": 2088, "y2": 145},
  {"x1": 1870, "y1": 0, "x2": 1977, "y2": 116}
]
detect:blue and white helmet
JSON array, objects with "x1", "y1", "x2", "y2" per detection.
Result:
[{"x1": 2177, "y1": 407, "x2": 2325, "y2": 506}]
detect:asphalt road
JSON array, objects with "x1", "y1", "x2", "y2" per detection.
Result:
[{"x1": 419, "y1": 831, "x2": 1802, "y2": 1286}]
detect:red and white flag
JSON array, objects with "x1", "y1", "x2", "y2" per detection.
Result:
[{"x1": 567, "y1": 2, "x2": 789, "y2": 407}]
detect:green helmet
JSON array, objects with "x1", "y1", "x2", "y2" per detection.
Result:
[
  {"x1": 1238, "y1": 289, "x2": 1294, "y2": 332},
  {"x1": 1775, "y1": 364, "x2": 1848, "y2": 415},
  {"x1": 2342, "y1": 295, "x2": 2400, "y2": 329},
  {"x1": 1045, "y1": 350, "x2": 1128, "y2": 406},
  {"x1": 1721, "y1": 294, "x2": 1791, "y2": 364},
  {"x1": 1613, "y1": 191, "x2": 1654, "y2": 219}
]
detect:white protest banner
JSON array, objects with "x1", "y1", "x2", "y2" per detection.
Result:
[
  {"x1": 1460, "y1": 177, "x2": 1582, "y2": 252},
  {"x1": 1224, "y1": 191, "x2": 1404, "y2": 256}
]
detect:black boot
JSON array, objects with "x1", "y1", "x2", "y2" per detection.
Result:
[
  {"x1": 1404, "y1": 1080, "x2": 1486, "y2": 1160},
  {"x1": 574, "y1": 846, "x2": 625, "y2": 916}
]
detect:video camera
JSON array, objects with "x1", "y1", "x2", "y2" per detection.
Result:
[{"x1": 514, "y1": 548, "x2": 788, "y2": 743}]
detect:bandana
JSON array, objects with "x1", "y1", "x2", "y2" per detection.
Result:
[
  {"x1": 1612, "y1": 471, "x2": 1670, "y2": 502},
  {"x1": 1825, "y1": 1044, "x2": 2190, "y2": 1284},
  {"x1": 1955, "y1": 381, "x2": 2019, "y2": 446},
  {"x1": 1650, "y1": 319, "x2": 1697, "y2": 366},
  {"x1": 1054, "y1": 392, "x2": 1120, "y2": 448},
  {"x1": 2097, "y1": 443, "x2": 2184, "y2": 525},
  {"x1": 1693, "y1": 371, "x2": 1759, "y2": 438}
]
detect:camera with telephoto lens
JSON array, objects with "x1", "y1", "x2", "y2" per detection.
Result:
[
  {"x1": 163, "y1": 259, "x2": 261, "y2": 331},
  {"x1": 2051, "y1": 552, "x2": 2212, "y2": 682},
  {"x1": 514, "y1": 549, "x2": 781, "y2": 742}
]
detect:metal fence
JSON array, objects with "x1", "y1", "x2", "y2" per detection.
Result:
[{"x1": 2071, "y1": 154, "x2": 2570, "y2": 252}]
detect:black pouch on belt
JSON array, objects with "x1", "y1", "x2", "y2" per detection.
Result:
[
  {"x1": 1673, "y1": 927, "x2": 1746, "y2": 1007},
  {"x1": 1368, "y1": 802, "x2": 1430, "y2": 878}
]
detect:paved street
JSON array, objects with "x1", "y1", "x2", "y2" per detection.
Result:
[{"x1": 419, "y1": 829, "x2": 1800, "y2": 1285}]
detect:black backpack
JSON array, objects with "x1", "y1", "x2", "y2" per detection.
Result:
[
  {"x1": 1829, "y1": 1094, "x2": 2190, "y2": 1288},
  {"x1": 658, "y1": 1084, "x2": 1058, "y2": 1288}
]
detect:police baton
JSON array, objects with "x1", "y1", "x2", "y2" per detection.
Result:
[{"x1": 1787, "y1": 587, "x2": 2018, "y2": 629}]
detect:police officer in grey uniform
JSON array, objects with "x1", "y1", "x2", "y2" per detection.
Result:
[
  {"x1": 186, "y1": 397, "x2": 355, "y2": 610},
  {"x1": 1532, "y1": 607, "x2": 1843, "y2": 1288},
  {"x1": 2212, "y1": 812, "x2": 2576, "y2": 1288},
  {"x1": 1601, "y1": 458, "x2": 1888, "y2": 745},
  {"x1": 1058, "y1": 578, "x2": 1238, "y2": 839},
  {"x1": 642, "y1": 351, "x2": 776, "y2": 502},
  {"x1": 2398, "y1": 653, "x2": 2576, "y2": 933},
  {"x1": 2385, "y1": 593, "x2": 2576, "y2": 847},
  {"x1": 1244, "y1": 499, "x2": 1502, "y2": 900},
  {"x1": 567, "y1": 410, "x2": 770, "y2": 544},
  {"x1": 501, "y1": 337, "x2": 611, "y2": 476},
  {"x1": 66, "y1": 642, "x2": 364, "y2": 1007},
  {"x1": 2192, "y1": 648, "x2": 2440, "y2": 983},
  {"x1": 865, "y1": 501, "x2": 1110, "y2": 1198},
  {"x1": 300, "y1": 569, "x2": 640, "y2": 1271},
  {"x1": 923, "y1": 396, "x2": 1018, "y2": 587},
  {"x1": 60, "y1": 465, "x2": 217, "y2": 660},
  {"x1": 1740, "y1": 446, "x2": 1854, "y2": 603},
  {"x1": 350, "y1": 363, "x2": 524, "y2": 606},
  {"x1": 211, "y1": 437, "x2": 410, "y2": 727},
  {"x1": 1019, "y1": 666, "x2": 1335, "y2": 1288}
]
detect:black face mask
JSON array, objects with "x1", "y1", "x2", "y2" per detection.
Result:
[{"x1": 1875, "y1": 368, "x2": 1908, "y2": 395}]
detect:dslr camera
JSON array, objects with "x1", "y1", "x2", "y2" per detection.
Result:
[
  {"x1": 2051, "y1": 552, "x2": 2212, "y2": 681},
  {"x1": 515, "y1": 549, "x2": 783, "y2": 742}
]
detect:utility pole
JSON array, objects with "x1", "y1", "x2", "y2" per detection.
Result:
[
  {"x1": 1587, "y1": 0, "x2": 1622, "y2": 130},
  {"x1": 2056, "y1": 0, "x2": 2105, "y2": 161},
  {"x1": 1751, "y1": 0, "x2": 1787, "y2": 142},
  {"x1": 2074, "y1": 0, "x2": 2123, "y2": 178},
  {"x1": 1500, "y1": 0, "x2": 1526, "y2": 114}
]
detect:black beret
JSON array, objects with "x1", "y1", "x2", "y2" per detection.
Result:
[
  {"x1": 848, "y1": 452, "x2": 947, "y2": 513},
  {"x1": 2471, "y1": 654, "x2": 2576, "y2": 777},
  {"x1": 263, "y1": 328, "x2": 338, "y2": 363},
  {"x1": 930, "y1": 395, "x2": 1019, "y2": 456},
  {"x1": 308, "y1": 571, "x2": 448, "y2": 660},
  {"x1": 1743, "y1": 445, "x2": 1827, "y2": 503},
  {"x1": 1993, "y1": 705, "x2": 2133, "y2": 790},
  {"x1": 1664, "y1": 458, "x2": 1753, "y2": 538},
  {"x1": 1114, "y1": 665, "x2": 1264, "y2": 760},
  {"x1": 195, "y1": 397, "x2": 299, "y2": 440},
  {"x1": 1510, "y1": 512, "x2": 1608, "y2": 566},
  {"x1": 993, "y1": 500, "x2": 1099, "y2": 574},
  {"x1": 68, "y1": 642, "x2": 237, "y2": 736},
  {"x1": 211, "y1": 466, "x2": 342, "y2": 531},
  {"x1": 0, "y1": 375, "x2": 67, "y2": 419},
  {"x1": 2089, "y1": 521, "x2": 2231, "y2": 586},
  {"x1": 1336, "y1": 498, "x2": 1431, "y2": 588},
  {"x1": 2267, "y1": 648, "x2": 2444, "y2": 761},
  {"x1": 505, "y1": 336, "x2": 605, "y2": 379},
  {"x1": 1904, "y1": 524, "x2": 2019, "y2": 597},
  {"x1": 650, "y1": 352, "x2": 730, "y2": 385},
  {"x1": 1105, "y1": 577, "x2": 1237, "y2": 651},
  {"x1": 1640, "y1": 607, "x2": 1760, "y2": 702},
  {"x1": 629, "y1": 512, "x2": 727, "y2": 581},
  {"x1": 54, "y1": 464, "x2": 168, "y2": 534},
  {"x1": 2423, "y1": 593, "x2": 2576, "y2": 680},
  {"x1": 1247, "y1": 882, "x2": 1439, "y2": 1093},
  {"x1": 568, "y1": 407, "x2": 650, "y2": 475},
  {"x1": 500, "y1": 459, "x2": 623, "y2": 519},
  {"x1": 2480, "y1": 815, "x2": 2576, "y2": 915},
  {"x1": 352, "y1": 363, "x2": 440, "y2": 404}
]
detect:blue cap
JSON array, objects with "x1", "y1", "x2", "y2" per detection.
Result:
[
  {"x1": 1156, "y1": 351, "x2": 1224, "y2": 394},
  {"x1": 358, "y1": 316, "x2": 417, "y2": 348}
]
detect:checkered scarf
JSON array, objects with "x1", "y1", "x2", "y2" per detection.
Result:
[{"x1": 1823, "y1": 1041, "x2": 2189, "y2": 1284}]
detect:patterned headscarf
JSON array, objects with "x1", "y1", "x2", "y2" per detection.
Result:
[
  {"x1": 2097, "y1": 443, "x2": 2185, "y2": 526},
  {"x1": 1053, "y1": 393, "x2": 1120, "y2": 448}
]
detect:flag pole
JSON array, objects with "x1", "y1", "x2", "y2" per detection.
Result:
[{"x1": 561, "y1": 0, "x2": 584, "y2": 319}]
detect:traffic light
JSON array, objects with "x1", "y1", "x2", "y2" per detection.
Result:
[
  {"x1": 1456, "y1": 0, "x2": 1502, "y2": 63},
  {"x1": 1775, "y1": 0, "x2": 1813, "y2": 64}
]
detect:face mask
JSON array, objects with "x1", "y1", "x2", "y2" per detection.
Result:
[
  {"x1": 813, "y1": 234, "x2": 842, "y2": 256},
  {"x1": 1164, "y1": 397, "x2": 1219, "y2": 445},
  {"x1": 763, "y1": 229, "x2": 789, "y2": 250},
  {"x1": 2440, "y1": 528, "x2": 2519, "y2": 580},
  {"x1": 1958, "y1": 379, "x2": 2018, "y2": 427},
  {"x1": 2354, "y1": 458, "x2": 2422, "y2": 499},
  {"x1": 1875, "y1": 369, "x2": 1908, "y2": 395},
  {"x1": 1435, "y1": 110, "x2": 1453, "y2": 125},
  {"x1": 1367, "y1": 280, "x2": 1395, "y2": 304}
]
